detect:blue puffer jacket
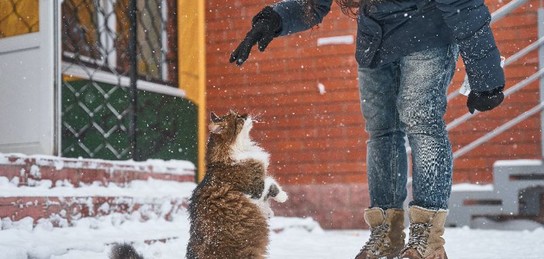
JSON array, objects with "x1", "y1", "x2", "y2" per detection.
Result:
[{"x1": 272, "y1": 0, "x2": 505, "y2": 92}]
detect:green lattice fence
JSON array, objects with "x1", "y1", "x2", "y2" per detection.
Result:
[{"x1": 62, "y1": 79, "x2": 197, "y2": 165}]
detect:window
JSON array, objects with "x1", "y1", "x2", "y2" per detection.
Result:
[
  {"x1": 62, "y1": 0, "x2": 175, "y2": 84},
  {"x1": 0, "y1": 0, "x2": 39, "y2": 38}
]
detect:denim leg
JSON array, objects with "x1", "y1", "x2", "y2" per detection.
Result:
[
  {"x1": 358, "y1": 63, "x2": 408, "y2": 210},
  {"x1": 397, "y1": 44, "x2": 459, "y2": 210}
]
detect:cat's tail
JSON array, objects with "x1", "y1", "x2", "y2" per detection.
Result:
[{"x1": 110, "y1": 243, "x2": 144, "y2": 259}]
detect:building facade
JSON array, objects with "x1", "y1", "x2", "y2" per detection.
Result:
[{"x1": 205, "y1": 0, "x2": 544, "y2": 228}]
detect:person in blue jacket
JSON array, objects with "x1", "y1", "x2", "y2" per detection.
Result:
[{"x1": 230, "y1": 0, "x2": 505, "y2": 258}]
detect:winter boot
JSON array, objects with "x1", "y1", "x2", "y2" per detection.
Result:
[
  {"x1": 400, "y1": 206, "x2": 448, "y2": 259},
  {"x1": 355, "y1": 207, "x2": 405, "y2": 259}
]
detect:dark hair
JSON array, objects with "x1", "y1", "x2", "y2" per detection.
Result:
[
  {"x1": 335, "y1": 0, "x2": 361, "y2": 17},
  {"x1": 301, "y1": 0, "x2": 316, "y2": 24},
  {"x1": 304, "y1": 0, "x2": 361, "y2": 20}
]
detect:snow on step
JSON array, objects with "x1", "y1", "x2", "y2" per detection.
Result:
[
  {"x1": 0, "y1": 153, "x2": 197, "y2": 226},
  {"x1": 0, "y1": 153, "x2": 195, "y2": 187},
  {"x1": 0, "y1": 178, "x2": 196, "y2": 224},
  {"x1": 0, "y1": 177, "x2": 196, "y2": 198}
]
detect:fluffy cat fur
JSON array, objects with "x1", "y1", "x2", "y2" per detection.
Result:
[
  {"x1": 251, "y1": 176, "x2": 288, "y2": 218},
  {"x1": 186, "y1": 111, "x2": 287, "y2": 259},
  {"x1": 109, "y1": 243, "x2": 144, "y2": 259}
]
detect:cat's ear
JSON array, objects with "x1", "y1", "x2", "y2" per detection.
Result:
[
  {"x1": 210, "y1": 112, "x2": 221, "y2": 123},
  {"x1": 209, "y1": 112, "x2": 223, "y2": 134}
]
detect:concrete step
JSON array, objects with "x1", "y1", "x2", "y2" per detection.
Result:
[{"x1": 447, "y1": 160, "x2": 544, "y2": 228}]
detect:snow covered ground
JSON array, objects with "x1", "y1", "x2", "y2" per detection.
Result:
[
  {"x1": 1, "y1": 212, "x2": 543, "y2": 259},
  {"x1": 0, "y1": 181, "x2": 543, "y2": 259}
]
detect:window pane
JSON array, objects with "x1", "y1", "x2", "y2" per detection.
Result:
[
  {"x1": 62, "y1": 0, "x2": 102, "y2": 63},
  {"x1": 0, "y1": 0, "x2": 39, "y2": 38},
  {"x1": 116, "y1": 0, "x2": 169, "y2": 82}
]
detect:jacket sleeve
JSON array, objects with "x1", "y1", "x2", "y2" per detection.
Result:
[
  {"x1": 272, "y1": 0, "x2": 332, "y2": 36},
  {"x1": 435, "y1": 0, "x2": 505, "y2": 92}
]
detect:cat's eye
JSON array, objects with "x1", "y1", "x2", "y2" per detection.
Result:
[
  {"x1": 210, "y1": 112, "x2": 222, "y2": 123},
  {"x1": 236, "y1": 115, "x2": 247, "y2": 122}
]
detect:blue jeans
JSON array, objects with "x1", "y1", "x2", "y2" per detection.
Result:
[{"x1": 358, "y1": 44, "x2": 459, "y2": 210}]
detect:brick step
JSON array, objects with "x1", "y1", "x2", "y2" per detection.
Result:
[
  {"x1": 0, "y1": 154, "x2": 195, "y2": 187},
  {"x1": 0, "y1": 195, "x2": 189, "y2": 225}
]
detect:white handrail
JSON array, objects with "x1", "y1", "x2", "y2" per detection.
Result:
[
  {"x1": 454, "y1": 102, "x2": 544, "y2": 159},
  {"x1": 504, "y1": 37, "x2": 544, "y2": 66},
  {"x1": 447, "y1": 67, "x2": 544, "y2": 131},
  {"x1": 490, "y1": 0, "x2": 529, "y2": 23}
]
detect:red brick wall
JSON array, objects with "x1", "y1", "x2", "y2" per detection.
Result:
[{"x1": 205, "y1": 0, "x2": 542, "y2": 228}]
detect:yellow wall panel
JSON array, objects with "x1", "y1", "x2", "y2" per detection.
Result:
[{"x1": 179, "y1": 0, "x2": 206, "y2": 181}]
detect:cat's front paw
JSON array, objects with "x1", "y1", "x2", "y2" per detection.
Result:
[
  {"x1": 264, "y1": 177, "x2": 288, "y2": 203},
  {"x1": 273, "y1": 189, "x2": 288, "y2": 203}
]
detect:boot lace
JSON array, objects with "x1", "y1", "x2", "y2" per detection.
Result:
[
  {"x1": 403, "y1": 223, "x2": 432, "y2": 256},
  {"x1": 361, "y1": 223, "x2": 391, "y2": 255}
]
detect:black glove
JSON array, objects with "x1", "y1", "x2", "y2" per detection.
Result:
[
  {"x1": 229, "y1": 6, "x2": 282, "y2": 66},
  {"x1": 467, "y1": 86, "x2": 504, "y2": 114}
]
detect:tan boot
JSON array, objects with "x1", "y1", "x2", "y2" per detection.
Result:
[
  {"x1": 401, "y1": 206, "x2": 448, "y2": 259},
  {"x1": 355, "y1": 207, "x2": 405, "y2": 259}
]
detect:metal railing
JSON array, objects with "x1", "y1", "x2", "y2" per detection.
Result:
[
  {"x1": 448, "y1": 2, "x2": 544, "y2": 160},
  {"x1": 447, "y1": 67, "x2": 544, "y2": 132}
]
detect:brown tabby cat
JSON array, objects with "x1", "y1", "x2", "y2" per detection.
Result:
[{"x1": 186, "y1": 111, "x2": 287, "y2": 259}]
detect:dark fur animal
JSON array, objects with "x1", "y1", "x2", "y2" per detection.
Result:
[
  {"x1": 186, "y1": 111, "x2": 283, "y2": 259},
  {"x1": 110, "y1": 243, "x2": 144, "y2": 259}
]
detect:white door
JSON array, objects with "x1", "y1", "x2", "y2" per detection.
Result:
[{"x1": 0, "y1": 0, "x2": 60, "y2": 155}]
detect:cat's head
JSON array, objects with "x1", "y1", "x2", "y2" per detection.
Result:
[
  {"x1": 207, "y1": 110, "x2": 254, "y2": 162},
  {"x1": 208, "y1": 110, "x2": 252, "y2": 139}
]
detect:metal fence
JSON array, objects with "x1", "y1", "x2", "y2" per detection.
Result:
[{"x1": 60, "y1": 0, "x2": 196, "y2": 163}]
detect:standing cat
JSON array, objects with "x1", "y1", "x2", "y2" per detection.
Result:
[{"x1": 186, "y1": 111, "x2": 287, "y2": 259}]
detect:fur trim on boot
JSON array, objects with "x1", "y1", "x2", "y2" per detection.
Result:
[
  {"x1": 355, "y1": 207, "x2": 405, "y2": 259},
  {"x1": 401, "y1": 206, "x2": 448, "y2": 259}
]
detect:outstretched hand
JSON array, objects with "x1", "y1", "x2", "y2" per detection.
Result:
[{"x1": 229, "y1": 6, "x2": 282, "y2": 66}]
